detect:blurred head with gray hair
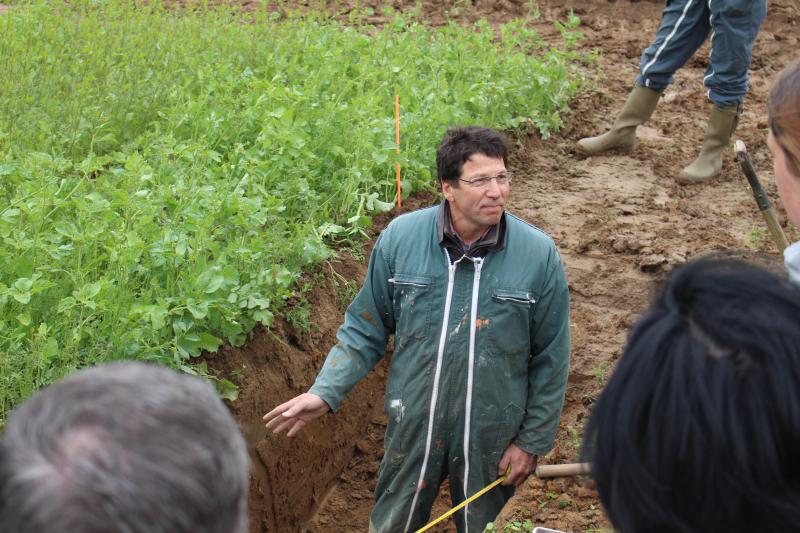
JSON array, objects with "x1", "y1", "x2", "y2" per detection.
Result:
[{"x1": 0, "y1": 361, "x2": 250, "y2": 533}]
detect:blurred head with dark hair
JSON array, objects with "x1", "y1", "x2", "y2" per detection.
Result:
[{"x1": 583, "y1": 258, "x2": 800, "y2": 533}]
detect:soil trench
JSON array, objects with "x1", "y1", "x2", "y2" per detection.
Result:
[
  {"x1": 203, "y1": 194, "x2": 434, "y2": 532},
  {"x1": 205, "y1": 248, "x2": 381, "y2": 532},
  {"x1": 204, "y1": 0, "x2": 800, "y2": 531}
]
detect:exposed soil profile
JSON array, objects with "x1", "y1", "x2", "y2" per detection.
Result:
[
  {"x1": 205, "y1": 246, "x2": 385, "y2": 532},
  {"x1": 205, "y1": 0, "x2": 800, "y2": 531}
]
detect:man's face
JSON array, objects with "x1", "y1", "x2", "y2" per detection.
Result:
[
  {"x1": 768, "y1": 130, "x2": 800, "y2": 227},
  {"x1": 441, "y1": 153, "x2": 509, "y2": 240}
]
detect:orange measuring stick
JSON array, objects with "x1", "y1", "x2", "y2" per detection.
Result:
[{"x1": 395, "y1": 95, "x2": 401, "y2": 209}]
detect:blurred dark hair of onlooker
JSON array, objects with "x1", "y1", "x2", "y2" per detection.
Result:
[{"x1": 583, "y1": 257, "x2": 800, "y2": 532}]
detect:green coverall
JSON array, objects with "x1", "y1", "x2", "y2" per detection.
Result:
[{"x1": 309, "y1": 204, "x2": 570, "y2": 533}]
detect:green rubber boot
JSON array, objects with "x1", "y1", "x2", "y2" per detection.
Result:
[
  {"x1": 576, "y1": 84, "x2": 662, "y2": 155},
  {"x1": 677, "y1": 104, "x2": 740, "y2": 184}
]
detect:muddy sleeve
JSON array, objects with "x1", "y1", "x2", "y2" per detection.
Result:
[
  {"x1": 308, "y1": 232, "x2": 395, "y2": 412},
  {"x1": 514, "y1": 248, "x2": 571, "y2": 455}
]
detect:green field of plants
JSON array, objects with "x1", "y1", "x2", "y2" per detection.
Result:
[{"x1": 0, "y1": 0, "x2": 584, "y2": 421}]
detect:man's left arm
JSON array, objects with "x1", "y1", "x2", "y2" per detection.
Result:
[{"x1": 515, "y1": 247, "x2": 571, "y2": 456}]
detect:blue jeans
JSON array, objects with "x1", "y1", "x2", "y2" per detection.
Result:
[{"x1": 636, "y1": 0, "x2": 767, "y2": 107}]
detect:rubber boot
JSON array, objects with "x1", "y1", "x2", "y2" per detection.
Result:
[
  {"x1": 677, "y1": 104, "x2": 740, "y2": 184},
  {"x1": 576, "y1": 84, "x2": 662, "y2": 155}
]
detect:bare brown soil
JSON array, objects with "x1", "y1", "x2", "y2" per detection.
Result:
[{"x1": 206, "y1": 1, "x2": 800, "y2": 532}]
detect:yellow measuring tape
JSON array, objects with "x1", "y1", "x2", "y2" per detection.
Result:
[{"x1": 414, "y1": 466, "x2": 511, "y2": 533}]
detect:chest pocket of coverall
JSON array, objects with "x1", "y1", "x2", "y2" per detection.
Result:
[
  {"x1": 389, "y1": 274, "x2": 433, "y2": 351},
  {"x1": 486, "y1": 288, "x2": 535, "y2": 355}
]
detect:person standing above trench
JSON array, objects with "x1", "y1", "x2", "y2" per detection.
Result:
[
  {"x1": 263, "y1": 126, "x2": 571, "y2": 533},
  {"x1": 577, "y1": 0, "x2": 767, "y2": 184},
  {"x1": 766, "y1": 58, "x2": 800, "y2": 283}
]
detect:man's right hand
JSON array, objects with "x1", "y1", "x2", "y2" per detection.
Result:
[{"x1": 262, "y1": 393, "x2": 331, "y2": 437}]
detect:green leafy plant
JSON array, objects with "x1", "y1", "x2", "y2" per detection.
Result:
[
  {"x1": 0, "y1": 0, "x2": 585, "y2": 420},
  {"x1": 568, "y1": 424, "x2": 582, "y2": 453},
  {"x1": 285, "y1": 297, "x2": 314, "y2": 334},
  {"x1": 538, "y1": 491, "x2": 561, "y2": 509},
  {"x1": 742, "y1": 226, "x2": 766, "y2": 250},
  {"x1": 592, "y1": 362, "x2": 611, "y2": 387},
  {"x1": 484, "y1": 519, "x2": 535, "y2": 532}
]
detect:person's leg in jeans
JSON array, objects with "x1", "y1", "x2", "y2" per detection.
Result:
[
  {"x1": 703, "y1": 0, "x2": 767, "y2": 108},
  {"x1": 577, "y1": 0, "x2": 710, "y2": 155},
  {"x1": 637, "y1": 0, "x2": 712, "y2": 91},
  {"x1": 678, "y1": 0, "x2": 768, "y2": 183}
]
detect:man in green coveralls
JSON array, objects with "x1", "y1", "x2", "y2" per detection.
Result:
[{"x1": 264, "y1": 126, "x2": 571, "y2": 533}]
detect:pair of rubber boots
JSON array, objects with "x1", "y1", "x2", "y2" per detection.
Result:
[{"x1": 576, "y1": 84, "x2": 740, "y2": 184}]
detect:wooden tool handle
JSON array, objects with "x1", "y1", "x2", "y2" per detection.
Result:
[
  {"x1": 734, "y1": 140, "x2": 791, "y2": 252},
  {"x1": 764, "y1": 207, "x2": 791, "y2": 252},
  {"x1": 535, "y1": 462, "x2": 591, "y2": 478}
]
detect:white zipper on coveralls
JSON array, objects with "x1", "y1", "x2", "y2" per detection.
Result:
[
  {"x1": 461, "y1": 256, "x2": 483, "y2": 533},
  {"x1": 403, "y1": 252, "x2": 463, "y2": 533}
]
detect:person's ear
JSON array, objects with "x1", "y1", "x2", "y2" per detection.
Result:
[{"x1": 441, "y1": 180, "x2": 456, "y2": 202}]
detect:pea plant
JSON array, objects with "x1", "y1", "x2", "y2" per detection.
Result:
[{"x1": 0, "y1": 0, "x2": 585, "y2": 420}]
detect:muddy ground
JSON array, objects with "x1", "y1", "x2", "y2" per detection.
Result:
[{"x1": 206, "y1": 1, "x2": 800, "y2": 531}]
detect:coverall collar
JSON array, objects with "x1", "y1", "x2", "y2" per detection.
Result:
[{"x1": 437, "y1": 200, "x2": 507, "y2": 259}]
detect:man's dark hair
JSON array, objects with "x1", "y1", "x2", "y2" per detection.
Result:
[
  {"x1": 583, "y1": 258, "x2": 800, "y2": 533},
  {"x1": 0, "y1": 362, "x2": 250, "y2": 533},
  {"x1": 436, "y1": 126, "x2": 509, "y2": 183}
]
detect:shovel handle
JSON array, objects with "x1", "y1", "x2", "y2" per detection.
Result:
[
  {"x1": 734, "y1": 140, "x2": 791, "y2": 252},
  {"x1": 535, "y1": 462, "x2": 591, "y2": 478}
]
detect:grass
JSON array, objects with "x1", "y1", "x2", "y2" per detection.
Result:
[
  {"x1": 592, "y1": 362, "x2": 611, "y2": 387},
  {"x1": 742, "y1": 226, "x2": 767, "y2": 251},
  {"x1": 567, "y1": 424, "x2": 582, "y2": 454},
  {"x1": 0, "y1": 0, "x2": 585, "y2": 420},
  {"x1": 327, "y1": 262, "x2": 361, "y2": 313}
]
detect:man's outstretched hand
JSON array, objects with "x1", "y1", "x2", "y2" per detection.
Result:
[
  {"x1": 498, "y1": 443, "x2": 538, "y2": 486},
  {"x1": 262, "y1": 393, "x2": 330, "y2": 437}
]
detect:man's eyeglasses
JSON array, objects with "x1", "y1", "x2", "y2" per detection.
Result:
[{"x1": 458, "y1": 171, "x2": 513, "y2": 188}]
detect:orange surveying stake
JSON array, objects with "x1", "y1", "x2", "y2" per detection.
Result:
[{"x1": 395, "y1": 94, "x2": 402, "y2": 209}]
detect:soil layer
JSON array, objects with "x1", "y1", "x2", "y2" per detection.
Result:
[{"x1": 207, "y1": 1, "x2": 800, "y2": 531}]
